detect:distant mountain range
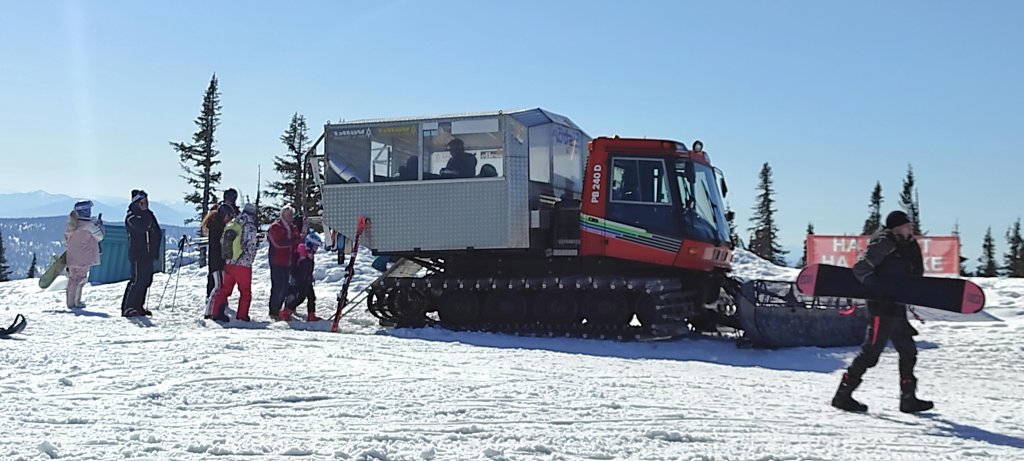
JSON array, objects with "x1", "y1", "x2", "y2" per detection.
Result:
[
  {"x1": 0, "y1": 191, "x2": 197, "y2": 280},
  {"x1": 0, "y1": 190, "x2": 198, "y2": 226}
]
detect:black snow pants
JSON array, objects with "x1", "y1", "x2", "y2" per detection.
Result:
[{"x1": 847, "y1": 303, "x2": 918, "y2": 381}]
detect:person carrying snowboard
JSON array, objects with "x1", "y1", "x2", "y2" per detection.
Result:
[
  {"x1": 281, "y1": 231, "x2": 323, "y2": 321},
  {"x1": 208, "y1": 203, "x2": 259, "y2": 322},
  {"x1": 121, "y1": 190, "x2": 161, "y2": 317},
  {"x1": 63, "y1": 200, "x2": 105, "y2": 309},
  {"x1": 831, "y1": 210, "x2": 933, "y2": 414}
]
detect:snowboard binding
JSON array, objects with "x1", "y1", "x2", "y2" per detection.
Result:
[{"x1": 0, "y1": 314, "x2": 27, "y2": 338}]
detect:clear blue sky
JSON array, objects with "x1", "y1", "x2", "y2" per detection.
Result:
[{"x1": 2, "y1": 0, "x2": 1021, "y2": 264}]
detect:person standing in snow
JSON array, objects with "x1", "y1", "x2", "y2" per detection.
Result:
[
  {"x1": 202, "y1": 188, "x2": 239, "y2": 294},
  {"x1": 208, "y1": 203, "x2": 259, "y2": 322},
  {"x1": 831, "y1": 210, "x2": 934, "y2": 414},
  {"x1": 282, "y1": 232, "x2": 323, "y2": 321},
  {"x1": 121, "y1": 190, "x2": 161, "y2": 317},
  {"x1": 267, "y1": 205, "x2": 305, "y2": 320},
  {"x1": 200, "y1": 188, "x2": 238, "y2": 318},
  {"x1": 63, "y1": 200, "x2": 105, "y2": 309}
]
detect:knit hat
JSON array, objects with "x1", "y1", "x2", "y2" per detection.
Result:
[
  {"x1": 885, "y1": 210, "x2": 911, "y2": 229},
  {"x1": 74, "y1": 200, "x2": 93, "y2": 219},
  {"x1": 131, "y1": 189, "x2": 148, "y2": 204},
  {"x1": 242, "y1": 202, "x2": 257, "y2": 215}
]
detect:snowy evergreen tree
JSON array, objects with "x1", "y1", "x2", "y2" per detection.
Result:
[
  {"x1": 977, "y1": 227, "x2": 999, "y2": 277},
  {"x1": 747, "y1": 163, "x2": 787, "y2": 265},
  {"x1": 951, "y1": 221, "x2": 969, "y2": 276},
  {"x1": 798, "y1": 223, "x2": 814, "y2": 268},
  {"x1": 862, "y1": 182, "x2": 883, "y2": 235},
  {"x1": 266, "y1": 112, "x2": 321, "y2": 226},
  {"x1": 172, "y1": 74, "x2": 223, "y2": 224},
  {"x1": 0, "y1": 230, "x2": 10, "y2": 282},
  {"x1": 1004, "y1": 218, "x2": 1024, "y2": 277},
  {"x1": 899, "y1": 165, "x2": 922, "y2": 235},
  {"x1": 26, "y1": 252, "x2": 37, "y2": 278}
]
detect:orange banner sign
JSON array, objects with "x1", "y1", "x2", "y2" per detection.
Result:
[{"x1": 806, "y1": 235, "x2": 960, "y2": 276}]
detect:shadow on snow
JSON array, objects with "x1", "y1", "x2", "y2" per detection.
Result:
[
  {"x1": 384, "y1": 326, "x2": 851, "y2": 373},
  {"x1": 923, "y1": 415, "x2": 1024, "y2": 450}
]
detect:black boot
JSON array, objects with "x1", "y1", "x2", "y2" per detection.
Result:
[
  {"x1": 899, "y1": 378, "x2": 934, "y2": 413},
  {"x1": 832, "y1": 372, "x2": 868, "y2": 412}
]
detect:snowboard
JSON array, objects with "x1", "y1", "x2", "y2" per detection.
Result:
[
  {"x1": 796, "y1": 263, "x2": 985, "y2": 314},
  {"x1": 38, "y1": 252, "x2": 67, "y2": 289}
]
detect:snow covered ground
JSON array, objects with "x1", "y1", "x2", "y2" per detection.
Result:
[{"x1": 1, "y1": 243, "x2": 1022, "y2": 460}]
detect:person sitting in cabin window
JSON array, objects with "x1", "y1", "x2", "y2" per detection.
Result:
[
  {"x1": 478, "y1": 164, "x2": 498, "y2": 177},
  {"x1": 439, "y1": 138, "x2": 477, "y2": 178},
  {"x1": 397, "y1": 156, "x2": 419, "y2": 180}
]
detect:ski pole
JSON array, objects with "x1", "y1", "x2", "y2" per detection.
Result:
[
  {"x1": 156, "y1": 236, "x2": 187, "y2": 309},
  {"x1": 169, "y1": 236, "x2": 188, "y2": 308}
]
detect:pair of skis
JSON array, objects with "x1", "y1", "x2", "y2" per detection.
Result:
[
  {"x1": 0, "y1": 314, "x2": 27, "y2": 338},
  {"x1": 330, "y1": 216, "x2": 368, "y2": 333}
]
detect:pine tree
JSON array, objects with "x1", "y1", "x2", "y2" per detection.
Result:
[
  {"x1": 725, "y1": 203, "x2": 741, "y2": 248},
  {"x1": 172, "y1": 74, "x2": 223, "y2": 224},
  {"x1": 798, "y1": 223, "x2": 814, "y2": 268},
  {"x1": 951, "y1": 221, "x2": 969, "y2": 276},
  {"x1": 899, "y1": 164, "x2": 922, "y2": 235},
  {"x1": 26, "y1": 252, "x2": 38, "y2": 278},
  {"x1": 747, "y1": 162, "x2": 787, "y2": 265},
  {"x1": 862, "y1": 182, "x2": 883, "y2": 235},
  {"x1": 0, "y1": 230, "x2": 10, "y2": 282},
  {"x1": 977, "y1": 227, "x2": 998, "y2": 277},
  {"x1": 266, "y1": 112, "x2": 322, "y2": 227},
  {"x1": 1004, "y1": 218, "x2": 1024, "y2": 277}
]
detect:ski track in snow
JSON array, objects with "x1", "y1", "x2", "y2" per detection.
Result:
[{"x1": 1, "y1": 244, "x2": 1022, "y2": 460}]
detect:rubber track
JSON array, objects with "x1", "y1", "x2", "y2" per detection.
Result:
[{"x1": 367, "y1": 275, "x2": 704, "y2": 341}]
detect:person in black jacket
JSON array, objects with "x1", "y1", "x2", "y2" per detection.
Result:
[
  {"x1": 440, "y1": 138, "x2": 477, "y2": 178},
  {"x1": 283, "y1": 231, "x2": 323, "y2": 321},
  {"x1": 202, "y1": 189, "x2": 238, "y2": 318},
  {"x1": 120, "y1": 190, "x2": 162, "y2": 317},
  {"x1": 832, "y1": 210, "x2": 934, "y2": 414}
]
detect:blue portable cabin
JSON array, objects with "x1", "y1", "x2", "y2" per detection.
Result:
[{"x1": 88, "y1": 224, "x2": 166, "y2": 285}]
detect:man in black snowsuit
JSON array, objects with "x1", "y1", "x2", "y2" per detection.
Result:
[
  {"x1": 120, "y1": 190, "x2": 162, "y2": 317},
  {"x1": 832, "y1": 210, "x2": 934, "y2": 414}
]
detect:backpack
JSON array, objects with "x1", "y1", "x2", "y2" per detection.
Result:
[{"x1": 221, "y1": 219, "x2": 243, "y2": 261}]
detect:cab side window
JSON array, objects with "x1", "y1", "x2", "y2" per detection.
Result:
[{"x1": 610, "y1": 158, "x2": 671, "y2": 204}]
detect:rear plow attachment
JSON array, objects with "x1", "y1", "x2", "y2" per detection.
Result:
[{"x1": 730, "y1": 279, "x2": 868, "y2": 348}]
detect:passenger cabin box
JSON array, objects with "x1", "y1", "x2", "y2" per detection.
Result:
[{"x1": 319, "y1": 109, "x2": 589, "y2": 253}]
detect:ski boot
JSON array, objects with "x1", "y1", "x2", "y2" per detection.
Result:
[
  {"x1": 306, "y1": 312, "x2": 323, "y2": 322},
  {"x1": 122, "y1": 307, "x2": 145, "y2": 318},
  {"x1": 899, "y1": 378, "x2": 934, "y2": 413},
  {"x1": 278, "y1": 308, "x2": 294, "y2": 321},
  {"x1": 831, "y1": 373, "x2": 868, "y2": 412}
]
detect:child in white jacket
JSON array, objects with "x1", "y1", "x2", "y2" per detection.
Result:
[{"x1": 63, "y1": 200, "x2": 105, "y2": 308}]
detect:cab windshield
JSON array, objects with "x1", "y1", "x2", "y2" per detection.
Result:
[{"x1": 676, "y1": 160, "x2": 730, "y2": 244}]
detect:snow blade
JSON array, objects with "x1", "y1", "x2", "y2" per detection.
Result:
[
  {"x1": 735, "y1": 280, "x2": 868, "y2": 348},
  {"x1": 0, "y1": 314, "x2": 27, "y2": 337}
]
